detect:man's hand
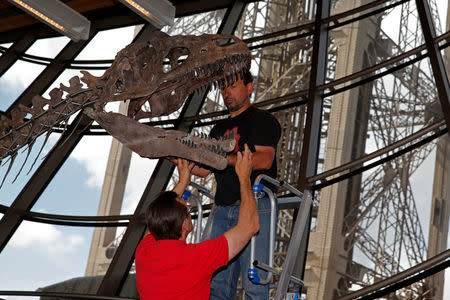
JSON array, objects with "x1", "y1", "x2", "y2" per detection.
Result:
[
  {"x1": 167, "y1": 157, "x2": 211, "y2": 178},
  {"x1": 226, "y1": 145, "x2": 275, "y2": 170},
  {"x1": 173, "y1": 158, "x2": 195, "y2": 196},
  {"x1": 235, "y1": 144, "x2": 252, "y2": 180},
  {"x1": 177, "y1": 158, "x2": 195, "y2": 185}
]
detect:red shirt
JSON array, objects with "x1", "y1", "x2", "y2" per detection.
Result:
[{"x1": 135, "y1": 234, "x2": 228, "y2": 300}]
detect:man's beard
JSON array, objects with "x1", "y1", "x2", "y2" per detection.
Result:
[{"x1": 225, "y1": 98, "x2": 246, "y2": 112}]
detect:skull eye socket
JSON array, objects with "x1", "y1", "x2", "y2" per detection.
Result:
[
  {"x1": 163, "y1": 47, "x2": 190, "y2": 73},
  {"x1": 163, "y1": 58, "x2": 171, "y2": 73},
  {"x1": 136, "y1": 44, "x2": 154, "y2": 68},
  {"x1": 177, "y1": 55, "x2": 189, "y2": 63}
]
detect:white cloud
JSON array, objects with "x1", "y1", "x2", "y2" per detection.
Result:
[
  {"x1": 0, "y1": 60, "x2": 45, "y2": 95},
  {"x1": 122, "y1": 154, "x2": 158, "y2": 214},
  {"x1": 10, "y1": 221, "x2": 84, "y2": 253},
  {"x1": 0, "y1": 37, "x2": 68, "y2": 105},
  {"x1": 70, "y1": 135, "x2": 113, "y2": 188},
  {"x1": 76, "y1": 26, "x2": 137, "y2": 60}
]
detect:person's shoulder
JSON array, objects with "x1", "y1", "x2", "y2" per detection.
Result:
[
  {"x1": 138, "y1": 233, "x2": 156, "y2": 246},
  {"x1": 250, "y1": 106, "x2": 279, "y2": 123},
  {"x1": 186, "y1": 236, "x2": 227, "y2": 252},
  {"x1": 135, "y1": 234, "x2": 157, "y2": 258},
  {"x1": 250, "y1": 106, "x2": 273, "y2": 116},
  {"x1": 184, "y1": 236, "x2": 228, "y2": 260},
  {"x1": 212, "y1": 116, "x2": 231, "y2": 129}
]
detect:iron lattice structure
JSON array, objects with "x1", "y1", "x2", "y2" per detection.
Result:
[{"x1": 341, "y1": 1, "x2": 442, "y2": 297}]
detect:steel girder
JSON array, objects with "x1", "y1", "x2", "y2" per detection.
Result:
[{"x1": 416, "y1": 0, "x2": 450, "y2": 134}]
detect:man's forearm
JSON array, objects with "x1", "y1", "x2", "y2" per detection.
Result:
[
  {"x1": 237, "y1": 178, "x2": 259, "y2": 231},
  {"x1": 223, "y1": 144, "x2": 259, "y2": 261},
  {"x1": 228, "y1": 151, "x2": 274, "y2": 170},
  {"x1": 191, "y1": 165, "x2": 211, "y2": 177},
  {"x1": 172, "y1": 181, "x2": 189, "y2": 196},
  {"x1": 167, "y1": 158, "x2": 211, "y2": 178}
]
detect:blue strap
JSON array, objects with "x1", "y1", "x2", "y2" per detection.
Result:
[
  {"x1": 248, "y1": 268, "x2": 260, "y2": 284},
  {"x1": 252, "y1": 183, "x2": 264, "y2": 193},
  {"x1": 181, "y1": 190, "x2": 191, "y2": 201}
]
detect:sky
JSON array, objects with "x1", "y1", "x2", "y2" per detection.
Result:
[{"x1": 0, "y1": 1, "x2": 449, "y2": 299}]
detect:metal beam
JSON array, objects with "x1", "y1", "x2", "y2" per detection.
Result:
[
  {"x1": 298, "y1": 0, "x2": 330, "y2": 189},
  {"x1": 416, "y1": 0, "x2": 450, "y2": 135},
  {"x1": 0, "y1": 113, "x2": 93, "y2": 252},
  {"x1": 295, "y1": 0, "x2": 331, "y2": 285},
  {"x1": 96, "y1": 1, "x2": 247, "y2": 295},
  {"x1": 0, "y1": 30, "x2": 37, "y2": 77}
]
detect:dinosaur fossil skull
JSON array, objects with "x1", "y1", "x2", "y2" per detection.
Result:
[{"x1": 81, "y1": 31, "x2": 251, "y2": 119}]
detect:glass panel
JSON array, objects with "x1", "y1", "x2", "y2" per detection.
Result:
[
  {"x1": 25, "y1": 36, "x2": 69, "y2": 58},
  {"x1": 0, "y1": 222, "x2": 92, "y2": 292},
  {"x1": 441, "y1": 47, "x2": 450, "y2": 82},
  {"x1": 334, "y1": 146, "x2": 435, "y2": 296},
  {"x1": 0, "y1": 42, "x2": 13, "y2": 59},
  {"x1": 0, "y1": 36, "x2": 69, "y2": 112},
  {"x1": 428, "y1": 0, "x2": 447, "y2": 36},
  {"x1": 75, "y1": 26, "x2": 137, "y2": 60},
  {"x1": 0, "y1": 60, "x2": 45, "y2": 111},
  {"x1": 318, "y1": 55, "x2": 439, "y2": 164},
  {"x1": 0, "y1": 222, "x2": 140, "y2": 297},
  {"x1": 121, "y1": 154, "x2": 158, "y2": 214},
  {"x1": 0, "y1": 131, "x2": 60, "y2": 207},
  {"x1": 31, "y1": 135, "x2": 111, "y2": 216},
  {"x1": 163, "y1": 9, "x2": 226, "y2": 35},
  {"x1": 446, "y1": 270, "x2": 450, "y2": 299}
]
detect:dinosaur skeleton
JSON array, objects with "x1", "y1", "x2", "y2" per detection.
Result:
[{"x1": 0, "y1": 32, "x2": 252, "y2": 186}]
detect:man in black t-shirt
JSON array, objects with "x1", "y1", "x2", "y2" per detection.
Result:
[{"x1": 192, "y1": 69, "x2": 281, "y2": 299}]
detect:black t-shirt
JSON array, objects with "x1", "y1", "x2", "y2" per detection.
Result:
[{"x1": 210, "y1": 106, "x2": 281, "y2": 206}]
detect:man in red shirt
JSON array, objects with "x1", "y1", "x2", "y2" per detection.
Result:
[{"x1": 135, "y1": 145, "x2": 259, "y2": 299}]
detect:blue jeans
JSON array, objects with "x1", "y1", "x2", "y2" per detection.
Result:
[{"x1": 203, "y1": 197, "x2": 275, "y2": 300}]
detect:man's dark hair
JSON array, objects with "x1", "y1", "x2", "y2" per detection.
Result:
[
  {"x1": 241, "y1": 68, "x2": 253, "y2": 85},
  {"x1": 145, "y1": 191, "x2": 188, "y2": 240}
]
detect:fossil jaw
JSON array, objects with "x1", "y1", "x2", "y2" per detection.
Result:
[{"x1": 84, "y1": 108, "x2": 235, "y2": 170}]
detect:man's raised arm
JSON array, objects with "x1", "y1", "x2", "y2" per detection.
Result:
[
  {"x1": 223, "y1": 144, "x2": 260, "y2": 260},
  {"x1": 172, "y1": 158, "x2": 195, "y2": 196}
]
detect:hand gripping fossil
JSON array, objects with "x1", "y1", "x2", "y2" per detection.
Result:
[{"x1": 0, "y1": 32, "x2": 251, "y2": 186}]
